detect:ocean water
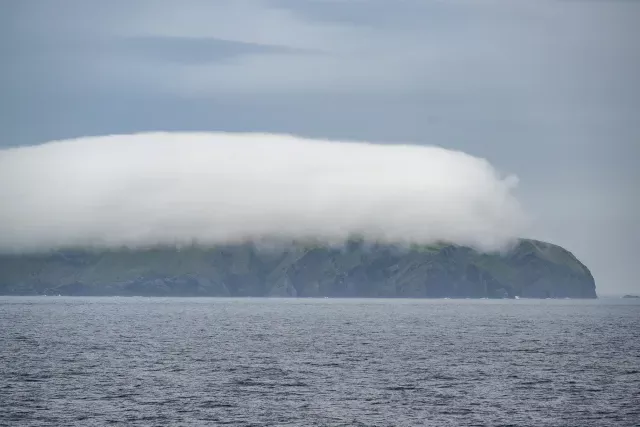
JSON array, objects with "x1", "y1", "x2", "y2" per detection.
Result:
[{"x1": 1, "y1": 297, "x2": 639, "y2": 426}]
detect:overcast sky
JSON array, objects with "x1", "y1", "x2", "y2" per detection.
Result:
[{"x1": 2, "y1": 0, "x2": 638, "y2": 294}]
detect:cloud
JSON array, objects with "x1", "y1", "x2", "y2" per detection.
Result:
[
  {"x1": 3, "y1": 0, "x2": 637, "y2": 292},
  {"x1": 0, "y1": 132, "x2": 526, "y2": 253},
  {"x1": 1, "y1": 0, "x2": 550, "y2": 97}
]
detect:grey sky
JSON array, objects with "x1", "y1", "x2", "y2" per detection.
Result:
[{"x1": 2, "y1": 0, "x2": 638, "y2": 294}]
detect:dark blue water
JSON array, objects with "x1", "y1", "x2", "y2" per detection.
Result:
[{"x1": 1, "y1": 297, "x2": 639, "y2": 426}]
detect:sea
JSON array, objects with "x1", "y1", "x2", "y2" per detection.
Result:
[{"x1": 1, "y1": 297, "x2": 638, "y2": 426}]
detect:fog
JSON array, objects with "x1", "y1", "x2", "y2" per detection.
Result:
[{"x1": 0, "y1": 132, "x2": 527, "y2": 253}]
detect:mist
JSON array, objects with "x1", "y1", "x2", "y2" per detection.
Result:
[{"x1": 0, "y1": 132, "x2": 527, "y2": 254}]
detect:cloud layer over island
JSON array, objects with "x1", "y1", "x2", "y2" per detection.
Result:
[{"x1": 0, "y1": 132, "x2": 527, "y2": 253}]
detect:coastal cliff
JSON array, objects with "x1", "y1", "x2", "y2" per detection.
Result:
[{"x1": 0, "y1": 238, "x2": 596, "y2": 298}]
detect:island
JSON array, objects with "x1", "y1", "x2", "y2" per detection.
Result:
[{"x1": 0, "y1": 238, "x2": 596, "y2": 298}]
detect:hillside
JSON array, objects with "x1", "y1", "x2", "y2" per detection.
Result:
[{"x1": 0, "y1": 239, "x2": 596, "y2": 298}]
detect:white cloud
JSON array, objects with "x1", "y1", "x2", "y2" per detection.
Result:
[{"x1": 0, "y1": 132, "x2": 526, "y2": 253}]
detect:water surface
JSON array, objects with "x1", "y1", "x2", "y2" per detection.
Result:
[{"x1": 1, "y1": 297, "x2": 639, "y2": 426}]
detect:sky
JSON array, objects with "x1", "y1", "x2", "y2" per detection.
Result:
[{"x1": 1, "y1": 0, "x2": 638, "y2": 294}]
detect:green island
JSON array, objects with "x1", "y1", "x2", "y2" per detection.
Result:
[{"x1": 0, "y1": 238, "x2": 596, "y2": 298}]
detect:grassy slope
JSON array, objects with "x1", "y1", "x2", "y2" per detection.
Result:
[{"x1": 0, "y1": 239, "x2": 596, "y2": 297}]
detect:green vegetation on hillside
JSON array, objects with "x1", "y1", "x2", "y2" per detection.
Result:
[{"x1": 0, "y1": 238, "x2": 596, "y2": 298}]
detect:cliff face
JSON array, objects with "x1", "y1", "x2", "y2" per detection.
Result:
[{"x1": 0, "y1": 239, "x2": 597, "y2": 298}]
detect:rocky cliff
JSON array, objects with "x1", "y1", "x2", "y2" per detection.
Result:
[{"x1": 0, "y1": 239, "x2": 597, "y2": 298}]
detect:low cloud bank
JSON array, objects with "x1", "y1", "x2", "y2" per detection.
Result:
[{"x1": 0, "y1": 132, "x2": 527, "y2": 253}]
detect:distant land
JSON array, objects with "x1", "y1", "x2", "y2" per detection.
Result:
[{"x1": 0, "y1": 238, "x2": 596, "y2": 298}]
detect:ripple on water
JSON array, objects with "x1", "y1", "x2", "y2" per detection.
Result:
[{"x1": 1, "y1": 297, "x2": 639, "y2": 426}]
